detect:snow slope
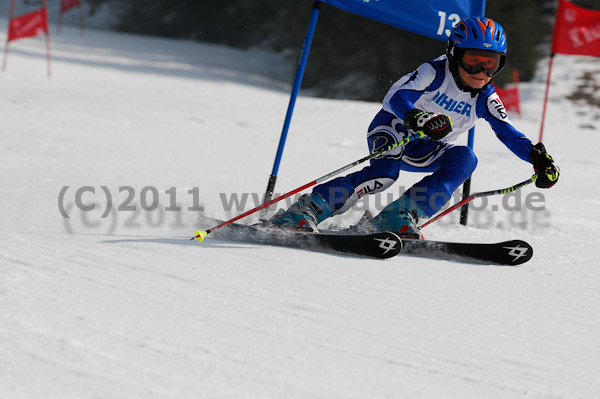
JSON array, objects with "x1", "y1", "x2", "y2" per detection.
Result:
[{"x1": 1, "y1": 17, "x2": 600, "y2": 399}]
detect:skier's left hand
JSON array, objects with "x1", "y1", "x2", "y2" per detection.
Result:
[{"x1": 530, "y1": 142, "x2": 559, "y2": 188}]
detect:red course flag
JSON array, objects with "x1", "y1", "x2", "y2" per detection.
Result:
[
  {"x1": 552, "y1": 0, "x2": 600, "y2": 56},
  {"x1": 8, "y1": 7, "x2": 49, "y2": 42},
  {"x1": 60, "y1": 0, "x2": 80, "y2": 14}
]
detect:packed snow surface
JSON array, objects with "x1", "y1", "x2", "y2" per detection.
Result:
[{"x1": 1, "y1": 14, "x2": 599, "y2": 399}]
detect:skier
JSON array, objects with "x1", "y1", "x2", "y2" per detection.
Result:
[{"x1": 270, "y1": 16, "x2": 560, "y2": 238}]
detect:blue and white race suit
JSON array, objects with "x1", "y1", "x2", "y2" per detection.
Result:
[{"x1": 313, "y1": 54, "x2": 534, "y2": 218}]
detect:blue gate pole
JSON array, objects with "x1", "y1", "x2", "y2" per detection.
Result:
[
  {"x1": 262, "y1": 1, "x2": 322, "y2": 204},
  {"x1": 459, "y1": 127, "x2": 476, "y2": 225}
]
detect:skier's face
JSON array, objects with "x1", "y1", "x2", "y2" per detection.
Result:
[
  {"x1": 457, "y1": 66, "x2": 492, "y2": 89},
  {"x1": 456, "y1": 49, "x2": 499, "y2": 88}
]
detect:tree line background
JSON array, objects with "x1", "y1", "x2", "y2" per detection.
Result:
[{"x1": 88, "y1": 0, "x2": 598, "y2": 101}]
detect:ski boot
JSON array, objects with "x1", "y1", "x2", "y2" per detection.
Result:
[
  {"x1": 269, "y1": 193, "x2": 333, "y2": 232},
  {"x1": 369, "y1": 194, "x2": 426, "y2": 239}
]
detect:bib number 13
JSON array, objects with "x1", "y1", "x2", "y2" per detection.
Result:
[{"x1": 437, "y1": 11, "x2": 461, "y2": 37}]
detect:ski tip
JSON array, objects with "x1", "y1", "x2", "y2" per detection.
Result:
[
  {"x1": 194, "y1": 230, "x2": 208, "y2": 243},
  {"x1": 501, "y1": 239, "x2": 534, "y2": 265}
]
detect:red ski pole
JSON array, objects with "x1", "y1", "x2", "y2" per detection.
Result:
[{"x1": 192, "y1": 131, "x2": 425, "y2": 242}]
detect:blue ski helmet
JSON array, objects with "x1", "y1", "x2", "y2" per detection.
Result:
[{"x1": 447, "y1": 17, "x2": 507, "y2": 78}]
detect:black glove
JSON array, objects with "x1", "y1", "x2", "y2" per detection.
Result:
[
  {"x1": 530, "y1": 142, "x2": 559, "y2": 188},
  {"x1": 405, "y1": 109, "x2": 452, "y2": 140}
]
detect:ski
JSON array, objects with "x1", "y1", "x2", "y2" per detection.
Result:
[
  {"x1": 202, "y1": 222, "x2": 533, "y2": 264},
  {"x1": 399, "y1": 238, "x2": 533, "y2": 265},
  {"x1": 208, "y1": 222, "x2": 402, "y2": 259}
]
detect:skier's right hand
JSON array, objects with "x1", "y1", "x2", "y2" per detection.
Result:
[{"x1": 405, "y1": 109, "x2": 452, "y2": 140}]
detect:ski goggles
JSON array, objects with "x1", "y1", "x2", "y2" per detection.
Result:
[{"x1": 459, "y1": 49, "x2": 504, "y2": 77}]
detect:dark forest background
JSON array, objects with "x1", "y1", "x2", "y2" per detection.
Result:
[{"x1": 86, "y1": 0, "x2": 599, "y2": 101}]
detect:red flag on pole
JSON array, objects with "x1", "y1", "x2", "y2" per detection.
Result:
[
  {"x1": 540, "y1": 0, "x2": 600, "y2": 141},
  {"x1": 552, "y1": 0, "x2": 600, "y2": 57},
  {"x1": 3, "y1": 0, "x2": 51, "y2": 77},
  {"x1": 60, "y1": 0, "x2": 80, "y2": 13},
  {"x1": 8, "y1": 7, "x2": 49, "y2": 42}
]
